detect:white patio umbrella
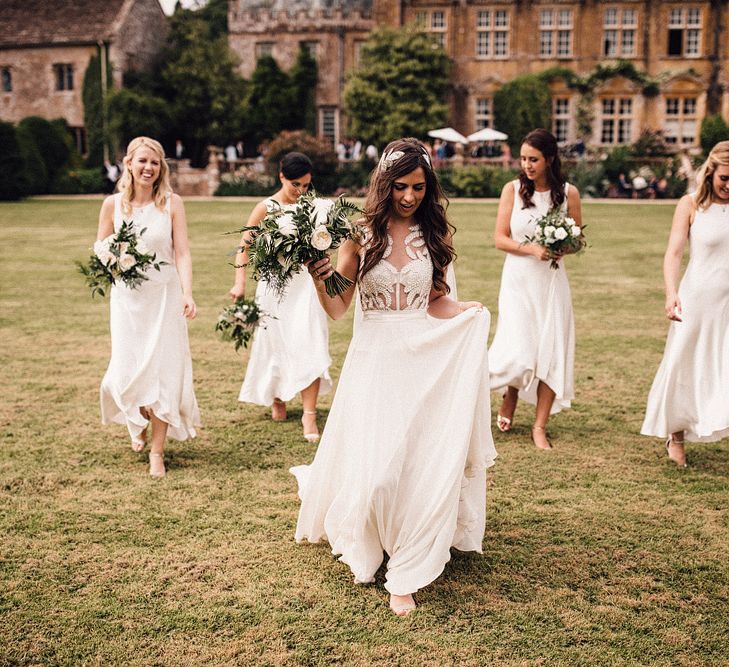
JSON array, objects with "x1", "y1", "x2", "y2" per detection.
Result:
[
  {"x1": 467, "y1": 127, "x2": 508, "y2": 142},
  {"x1": 427, "y1": 127, "x2": 469, "y2": 144}
]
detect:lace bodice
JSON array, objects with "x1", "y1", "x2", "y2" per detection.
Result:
[{"x1": 359, "y1": 224, "x2": 432, "y2": 311}]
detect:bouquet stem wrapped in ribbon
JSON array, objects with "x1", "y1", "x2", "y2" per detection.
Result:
[
  {"x1": 237, "y1": 191, "x2": 363, "y2": 299},
  {"x1": 523, "y1": 208, "x2": 586, "y2": 269},
  {"x1": 76, "y1": 220, "x2": 166, "y2": 297}
]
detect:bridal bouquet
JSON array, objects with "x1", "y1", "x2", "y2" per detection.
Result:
[
  {"x1": 239, "y1": 191, "x2": 362, "y2": 298},
  {"x1": 76, "y1": 221, "x2": 166, "y2": 297},
  {"x1": 524, "y1": 209, "x2": 586, "y2": 269},
  {"x1": 215, "y1": 297, "x2": 268, "y2": 351}
]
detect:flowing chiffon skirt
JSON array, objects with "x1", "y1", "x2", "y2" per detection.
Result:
[
  {"x1": 239, "y1": 269, "x2": 332, "y2": 405},
  {"x1": 290, "y1": 307, "x2": 496, "y2": 595}
]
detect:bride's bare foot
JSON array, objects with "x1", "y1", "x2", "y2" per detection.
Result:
[
  {"x1": 149, "y1": 451, "x2": 166, "y2": 478},
  {"x1": 531, "y1": 425, "x2": 552, "y2": 450},
  {"x1": 271, "y1": 399, "x2": 286, "y2": 422},
  {"x1": 389, "y1": 593, "x2": 416, "y2": 617}
]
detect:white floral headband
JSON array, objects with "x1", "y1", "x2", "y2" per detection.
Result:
[{"x1": 378, "y1": 147, "x2": 432, "y2": 172}]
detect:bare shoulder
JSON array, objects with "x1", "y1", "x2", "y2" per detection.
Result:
[
  {"x1": 100, "y1": 194, "x2": 116, "y2": 213},
  {"x1": 567, "y1": 183, "x2": 582, "y2": 204},
  {"x1": 500, "y1": 180, "x2": 516, "y2": 199}
]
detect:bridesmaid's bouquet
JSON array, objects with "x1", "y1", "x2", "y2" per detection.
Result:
[
  {"x1": 238, "y1": 191, "x2": 362, "y2": 298},
  {"x1": 215, "y1": 297, "x2": 269, "y2": 351},
  {"x1": 524, "y1": 209, "x2": 586, "y2": 269},
  {"x1": 76, "y1": 221, "x2": 166, "y2": 297}
]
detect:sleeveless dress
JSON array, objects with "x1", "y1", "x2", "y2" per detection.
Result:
[
  {"x1": 100, "y1": 193, "x2": 200, "y2": 443},
  {"x1": 489, "y1": 181, "x2": 575, "y2": 414},
  {"x1": 641, "y1": 200, "x2": 729, "y2": 442},
  {"x1": 290, "y1": 225, "x2": 497, "y2": 596},
  {"x1": 239, "y1": 199, "x2": 332, "y2": 406}
]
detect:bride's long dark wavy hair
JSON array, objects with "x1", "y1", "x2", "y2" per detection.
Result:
[
  {"x1": 518, "y1": 128, "x2": 566, "y2": 210},
  {"x1": 361, "y1": 137, "x2": 455, "y2": 294}
]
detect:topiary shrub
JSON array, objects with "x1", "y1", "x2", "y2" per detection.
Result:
[
  {"x1": 632, "y1": 129, "x2": 672, "y2": 157},
  {"x1": 566, "y1": 160, "x2": 607, "y2": 198},
  {"x1": 214, "y1": 173, "x2": 276, "y2": 197},
  {"x1": 437, "y1": 165, "x2": 519, "y2": 198},
  {"x1": 266, "y1": 130, "x2": 338, "y2": 194},
  {"x1": 0, "y1": 122, "x2": 29, "y2": 200},
  {"x1": 602, "y1": 145, "x2": 634, "y2": 182},
  {"x1": 16, "y1": 125, "x2": 48, "y2": 194},
  {"x1": 700, "y1": 114, "x2": 729, "y2": 156},
  {"x1": 17, "y1": 116, "x2": 71, "y2": 183}
]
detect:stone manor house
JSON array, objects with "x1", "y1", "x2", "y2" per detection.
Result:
[
  {"x1": 2, "y1": 0, "x2": 728, "y2": 154},
  {"x1": 230, "y1": 0, "x2": 729, "y2": 150}
]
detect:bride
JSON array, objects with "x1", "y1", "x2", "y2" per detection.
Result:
[{"x1": 290, "y1": 138, "x2": 497, "y2": 616}]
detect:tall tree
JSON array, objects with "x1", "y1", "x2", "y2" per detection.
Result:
[
  {"x1": 243, "y1": 55, "x2": 296, "y2": 150},
  {"x1": 82, "y1": 50, "x2": 113, "y2": 167},
  {"x1": 159, "y1": 17, "x2": 246, "y2": 165},
  {"x1": 289, "y1": 45, "x2": 318, "y2": 135},
  {"x1": 493, "y1": 75, "x2": 552, "y2": 155},
  {"x1": 343, "y1": 27, "x2": 450, "y2": 148}
]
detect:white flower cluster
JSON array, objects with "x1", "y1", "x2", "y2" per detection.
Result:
[
  {"x1": 94, "y1": 236, "x2": 141, "y2": 271},
  {"x1": 539, "y1": 217, "x2": 581, "y2": 245}
]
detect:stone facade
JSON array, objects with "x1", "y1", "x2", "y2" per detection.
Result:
[
  {"x1": 0, "y1": 0, "x2": 167, "y2": 152},
  {"x1": 229, "y1": 0, "x2": 729, "y2": 149}
]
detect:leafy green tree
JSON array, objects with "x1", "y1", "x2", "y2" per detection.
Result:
[
  {"x1": 266, "y1": 130, "x2": 338, "y2": 194},
  {"x1": 82, "y1": 51, "x2": 114, "y2": 167},
  {"x1": 343, "y1": 27, "x2": 450, "y2": 147},
  {"x1": 242, "y1": 55, "x2": 296, "y2": 150},
  {"x1": 289, "y1": 45, "x2": 318, "y2": 135},
  {"x1": 493, "y1": 75, "x2": 552, "y2": 154},
  {"x1": 159, "y1": 17, "x2": 246, "y2": 165},
  {"x1": 0, "y1": 122, "x2": 29, "y2": 200},
  {"x1": 700, "y1": 114, "x2": 729, "y2": 156},
  {"x1": 107, "y1": 88, "x2": 170, "y2": 149}
]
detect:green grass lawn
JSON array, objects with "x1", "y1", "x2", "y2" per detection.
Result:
[{"x1": 0, "y1": 198, "x2": 727, "y2": 666}]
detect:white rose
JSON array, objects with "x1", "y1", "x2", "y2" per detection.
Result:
[
  {"x1": 312, "y1": 198, "x2": 334, "y2": 226},
  {"x1": 544, "y1": 225, "x2": 556, "y2": 237},
  {"x1": 116, "y1": 241, "x2": 130, "y2": 254},
  {"x1": 311, "y1": 225, "x2": 333, "y2": 251},
  {"x1": 554, "y1": 227, "x2": 568, "y2": 241},
  {"x1": 277, "y1": 213, "x2": 297, "y2": 237},
  {"x1": 118, "y1": 253, "x2": 137, "y2": 271},
  {"x1": 570, "y1": 225, "x2": 581, "y2": 237},
  {"x1": 135, "y1": 238, "x2": 150, "y2": 255}
]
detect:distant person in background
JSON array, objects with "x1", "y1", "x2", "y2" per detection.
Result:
[
  {"x1": 103, "y1": 159, "x2": 120, "y2": 194},
  {"x1": 236, "y1": 140, "x2": 244, "y2": 158},
  {"x1": 365, "y1": 143, "x2": 378, "y2": 164},
  {"x1": 175, "y1": 139, "x2": 184, "y2": 159},
  {"x1": 225, "y1": 143, "x2": 238, "y2": 172},
  {"x1": 618, "y1": 173, "x2": 633, "y2": 197},
  {"x1": 351, "y1": 139, "x2": 362, "y2": 161}
]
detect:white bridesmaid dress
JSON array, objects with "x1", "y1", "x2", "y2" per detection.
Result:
[
  {"x1": 642, "y1": 199, "x2": 729, "y2": 442},
  {"x1": 290, "y1": 225, "x2": 497, "y2": 596},
  {"x1": 238, "y1": 201, "x2": 332, "y2": 406},
  {"x1": 489, "y1": 181, "x2": 575, "y2": 414},
  {"x1": 100, "y1": 193, "x2": 200, "y2": 443}
]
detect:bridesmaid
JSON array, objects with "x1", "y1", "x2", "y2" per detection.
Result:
[
  {"x1": 98, "y1": 136, "x2": 200, "y2": 477},
  {"x1": 292, "y1": 138, "x2": 496, "y2": 617},
  {"x1": 229, "y1": 152, "x2": 331, "y2": 442},
  {"x1": 641, "y1": 141, "x2": 729, "y2": 466},
  {"x1": 489, "y1": 128, "x2": 582, "y2": 450}
]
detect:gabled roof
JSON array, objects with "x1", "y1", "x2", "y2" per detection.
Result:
[{"x1": 0, "y1": 0, "x2": 157, "y2": 48}]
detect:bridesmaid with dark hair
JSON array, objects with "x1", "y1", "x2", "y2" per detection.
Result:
[
  {"x1": 489, "y1": 128, "x2": 583, "y2": 450},
  {"x1": 230, "y1": 152, "x2": 332, "y2": 442}
]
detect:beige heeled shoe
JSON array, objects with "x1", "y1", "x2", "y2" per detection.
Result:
[
  {"x1": 149, "y1": 451, "x2": 166, "y2": 478},
  {"x1": 531, "y1": 425, "x2": 552, "y2": 450},
  {"x1": 301, "y1": 410, "x2": 320, "y2": 443},
  {"x1": 666, "y1": 436, "x2": 687, "y2": 468}
]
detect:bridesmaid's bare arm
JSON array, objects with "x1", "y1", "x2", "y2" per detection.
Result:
[
  {"x1": 229, "y1": 200, "x2": 269, "y2": 301},
  {"x1": 663, "y1": 194, "x2": 694, "y2": 321},
  {"x1": 493, "y1": 182, "x2": 550, "y2": 261},
  {"x1": 96, "y1": 196, "x2": 115, "y2": 240},
  {"x1": 170, "y1": 193, "x2": 196, "y2": 319}
]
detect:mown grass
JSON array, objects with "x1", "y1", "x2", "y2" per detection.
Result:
[{"x1": 0, "y1": 198, "x2": 727, "y2": 666}]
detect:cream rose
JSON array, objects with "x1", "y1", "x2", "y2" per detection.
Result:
[
  {"x1": 554, "y1": 227, "x2": 568, "y2": 241},
  {"x1": 311, "y1": 225, "x2": 333, "y2": 251},
  {"x1": 118, "y1": 253, "x2": 137, "y2": 271}
]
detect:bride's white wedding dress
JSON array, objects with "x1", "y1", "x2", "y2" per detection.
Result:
[{"x1": 290, "y1": 225, "x2": 497, "y2": 596}]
